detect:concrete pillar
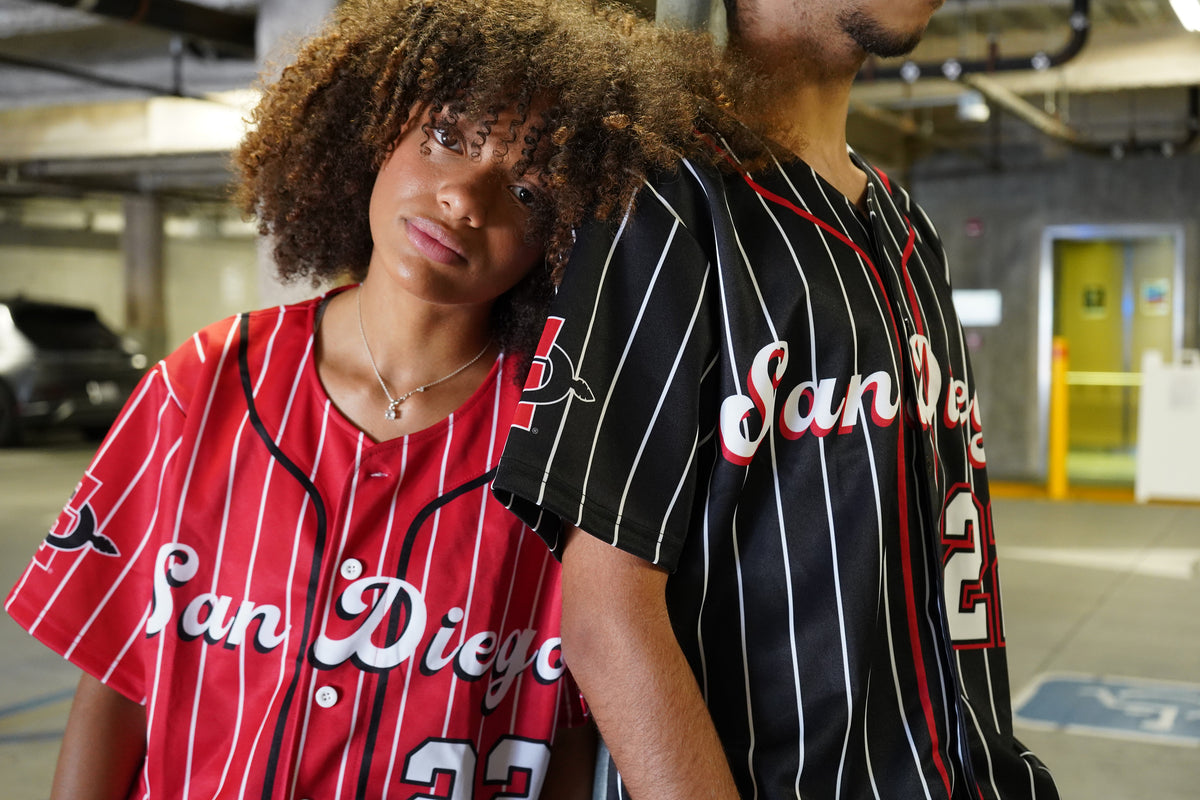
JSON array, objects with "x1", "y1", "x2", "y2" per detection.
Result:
[
  {"x1": 122, "y1": 193, "x2": 167, "y2": 362},
  {"x1": 254, "y1": 0, "x2": 340, "y2": 307},
  {"x1": 657, "y1": 0, "x2": 712, "y2": 30},
  {"x1": 657, "y1": 0, "x2": 727, "y2": 41}
]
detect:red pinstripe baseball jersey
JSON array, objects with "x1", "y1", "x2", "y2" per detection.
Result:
[
  {"x1": 7, "y1": 290, "x2": 581, "y2": 800},
  {"x1": 494, "y1": 141, "x2": 1059, "y2": 799}
]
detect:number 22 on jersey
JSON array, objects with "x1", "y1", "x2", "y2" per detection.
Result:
[
  {"x1": 940, "y1": 485, "x2": 1004, "y2": 648},
  {"x1": 404, "y1": 736, "x2": 551, "y2": 800}
]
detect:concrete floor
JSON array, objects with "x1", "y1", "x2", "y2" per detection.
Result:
[{"x1": 2, "y1": 434, "x2": 1198, "y2": 799}]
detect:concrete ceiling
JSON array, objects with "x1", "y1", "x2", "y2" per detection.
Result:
[
  {"x1": 0, "y1": 0, "x2": 1198, "y2": 206},
  {"x1": 855, "y1": 0, "x2": 1200, "y2": 168}
]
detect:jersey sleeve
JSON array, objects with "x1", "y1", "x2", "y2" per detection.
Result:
[
  {"x1": 556, "y1": 667, "x2": 589, "y2": 729},
  {"x1": 4, "y1": 332, "x2": 206, "y2": 703},
  {"x1": 494, "y1": 166, "x2": 718, "y2": 571}
]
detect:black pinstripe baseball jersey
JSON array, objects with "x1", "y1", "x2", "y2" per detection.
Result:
[
  {"x1": 7, "y1": 289, "x2": 582, "y2": 800},
  {"x1": 493, "y1": 141, "x2": 1059, "y2": 799}
]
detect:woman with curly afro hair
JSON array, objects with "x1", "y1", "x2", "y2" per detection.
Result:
[
  {"x1": 12, "y1": 2, "x2": 757, "y2": 800},
  {"x1": 233, "y1": 0, "x2": 752, "y2": 390}
]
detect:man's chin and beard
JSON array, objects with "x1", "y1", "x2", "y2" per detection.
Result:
[{"x1": 838, "y1": 9, "x2": 928, "y2": 58}]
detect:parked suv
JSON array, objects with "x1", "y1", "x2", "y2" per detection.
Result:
[{"x1": 0, "y1": 296, "x2": 148, "y2": 445}]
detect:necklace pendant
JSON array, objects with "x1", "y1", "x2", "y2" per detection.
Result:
[{"x1": 384, "y1": 399, "x2": 403, "y2": 420}]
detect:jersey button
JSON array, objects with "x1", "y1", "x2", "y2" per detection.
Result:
[
  {"x1": 340, "y1": 559, "x2": 364, "y2": 580},
  {"x1": 314, "y1": 685, "x2": 340, "y2": 708}
]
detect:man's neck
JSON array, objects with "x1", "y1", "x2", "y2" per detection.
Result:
[{"x1": 731, "y1": 41, "x2": 870, "y2": 207}]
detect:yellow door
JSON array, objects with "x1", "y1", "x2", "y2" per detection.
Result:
[{"x1": 1052, "y1": 236, "x2": 1176, "y2": 483}]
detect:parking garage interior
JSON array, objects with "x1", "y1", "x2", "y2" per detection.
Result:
[{"x1": 1, "y1": 1, "x2": 1199, "y2": 798}]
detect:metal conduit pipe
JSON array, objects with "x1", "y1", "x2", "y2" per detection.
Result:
[
  {"x1": 961, "y1": 76, "x2": 1200, "y2": 158},
  {"x1": 958, "y1": 73, "x2": 1108, "y2": 156},
  {"x1": 0, "y1": 50, "x2": 212, "y2": 101},
  {"x1": 32, "y1": 0, "x2": 256, "y2": 56},
  {"x1": 861, "y1": 0, "x2": 1091, "y2": 83}
]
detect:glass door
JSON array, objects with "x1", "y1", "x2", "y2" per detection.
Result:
[{"x1": 1042, "y1": 226, "x2": 1183, "y2": 485}]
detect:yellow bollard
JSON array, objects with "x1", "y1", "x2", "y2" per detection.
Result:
[{"x1": 1048, "y1": 336, "x2": 1070, "y2": 500}]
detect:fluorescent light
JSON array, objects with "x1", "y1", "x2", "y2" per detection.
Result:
[
  {"x1": 956, "y1": 90, "x2": 991, "y2": 123},
  {"x1": 952, "y1": 290, "x2": 1003, "y2": 328},
  {"x1": 1171, "y1": 0, "x2": 1200, "y2": 32}
]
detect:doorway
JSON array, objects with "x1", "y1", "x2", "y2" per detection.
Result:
[{"x1": 1039, "y1": 226, "x2": 1184, "y2": 484}]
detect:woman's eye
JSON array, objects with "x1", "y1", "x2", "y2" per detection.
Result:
[
  {"x1": 509, "y1": 185, "x2": 539, "y2": 208},
  {"x1": 432, "y1": 125, "x2": 463, "y2": 153}
]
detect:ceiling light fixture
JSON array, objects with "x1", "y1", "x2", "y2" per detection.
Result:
[
  {"x1": 1171, "y1": 0, "x2": 1200, "y2": 32},
  {"x1": 957, "y1": 90, "x2": 991, "y2": 124}
]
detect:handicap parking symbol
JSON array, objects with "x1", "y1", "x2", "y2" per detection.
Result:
[{"x1": 1014, "y1": 673, "x2": 1200, "y2": 746}]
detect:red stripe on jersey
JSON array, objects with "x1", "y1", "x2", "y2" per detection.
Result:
[
  {"x1": 899, "y1": 223, "x2": 925, "y2": 338},
  {"x1": 738, "y1": 165, "x2": 955, "y2": 796},
  {"x1": 873, "y1": 166, "x2": 892, "y2": 193},
  {"x1": 885, "y1": 184, "x2": 984, "y2": 799},
  {"x1": 895, "y1": 411, "x2": 953, "y2": 797},
  {"x1": 736, "y1": 171, "x2": 876, "y2": 269}
]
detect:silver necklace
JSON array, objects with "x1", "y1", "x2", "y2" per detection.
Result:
[{"x1": 356, "y1": 288, "x2": 491, "y2": 420}]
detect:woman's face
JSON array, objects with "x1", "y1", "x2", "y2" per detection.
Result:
[{"x1": 367, "y1": 105, "x2": 548, "y2": 310}]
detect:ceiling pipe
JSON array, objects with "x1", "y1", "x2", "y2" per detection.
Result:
[
  {"x1": 32, "y1": 0, "x2": 256, "y2": 56},
  {"x1": 961, "y1": 74, "x2": 1200, "y2": 158},
  {"x1": 861, "y1": 0, "x2": 1091, "y2": 83},
  {"x1": 0, "y1": 49, "x2": 211, "y2": 100},
  {"x1": 958, "y1": 73, "x2": 1107, "y2": 155}
]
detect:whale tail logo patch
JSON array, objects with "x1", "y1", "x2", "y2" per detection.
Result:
[
  {"x1": 45, "y1": 503, "x2": 119, "y2": 556},
  {"x1": 43, "y1": 474, "x2": 120, "y2": 557}
]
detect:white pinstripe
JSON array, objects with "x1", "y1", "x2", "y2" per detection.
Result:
[
  {"x1": 315, "y1": 433, "x2": 366, "y2": 799},
  {"x1": 738, "y1": 163, "x2": 828, "y2": 791},
  {"x1": 278, "y1": 401, "x2": 334, "y2": 800},
  {"x1": 750, "y1": 153, "x2": 934, "y2": 796},
  {"x1": 533, "y1": 199, "x2": 635, "y2": 519},
  {"x1": 62, "y1": 393, "x2": 181, "y2": 656},
  {"x1": 210, "y1": 303, "x2": 295, "y2": 790},
  {"x1": 239, "y1": 307, "x2": 317, "y2": 799},
  {"x1": 613, "y1": 265, "x2": 710, "y2": 557},
  {"x1": 168, "y1": 314, "x2": 243, "y2": 800},
  {"x1": 206, "y1": 410, "x2": 255, "y2": 798},
  {"x1": 378, "y1": 435, "x2": 411, "y2": 800},
  {"x1": 450, "y1": 357, "x2": 502, "y2": 729},
  {"x1": 577, "y1": 214, "x2": 680, "y2": 549}
]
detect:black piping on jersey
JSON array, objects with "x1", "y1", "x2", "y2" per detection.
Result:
[
  {"x1": 355, "y1": 467, "x2": 499, "y2": 800},
  {"x1": 236, "y1": 313, "x2": 331, "y2": 800}
]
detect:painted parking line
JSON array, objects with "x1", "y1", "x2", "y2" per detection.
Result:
[
  {"x1": 1014, "y1": 672, "x2": 1200, "y2": 747},
  {"x1": 1001, "y1": 546, "x2": 1200, "y2": 579},
  {"x1": 0, "y1": 688, "x2": 75, "y2": 721},
  {"x1": 0, "y1": 730, "x2": 64, "y2": 745},
  {"x1": 0, "y1": 688, "x2": 72, "y2": 748}
]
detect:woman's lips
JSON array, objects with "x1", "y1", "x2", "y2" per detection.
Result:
[{"x1": 406, "y1": 218, "x2": 466, "y2": 265}]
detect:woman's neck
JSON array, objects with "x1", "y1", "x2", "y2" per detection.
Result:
[{"x1": 314, "y1": 281, "x2": 497, "y2": 441}]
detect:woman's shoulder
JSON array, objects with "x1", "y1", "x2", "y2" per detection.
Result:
[{"x1": 158, "y1": 295, "x2": 327, "y2": 403}]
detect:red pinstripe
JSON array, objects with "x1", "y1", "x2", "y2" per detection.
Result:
[{"x1": 737, "y1": 166, "x2": 955, "y2": 798}]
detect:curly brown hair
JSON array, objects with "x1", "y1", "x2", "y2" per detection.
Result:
[{"x1": 233, "y1": 0, "x2": 759, "y2": 368}]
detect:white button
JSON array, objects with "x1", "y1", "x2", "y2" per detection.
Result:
[
  {"x1": 314, "y1": 686, "x2": 339, "y2": 708},
  {"x1": 340, "y1": 559, "x2": 364, "y2": 580}
]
